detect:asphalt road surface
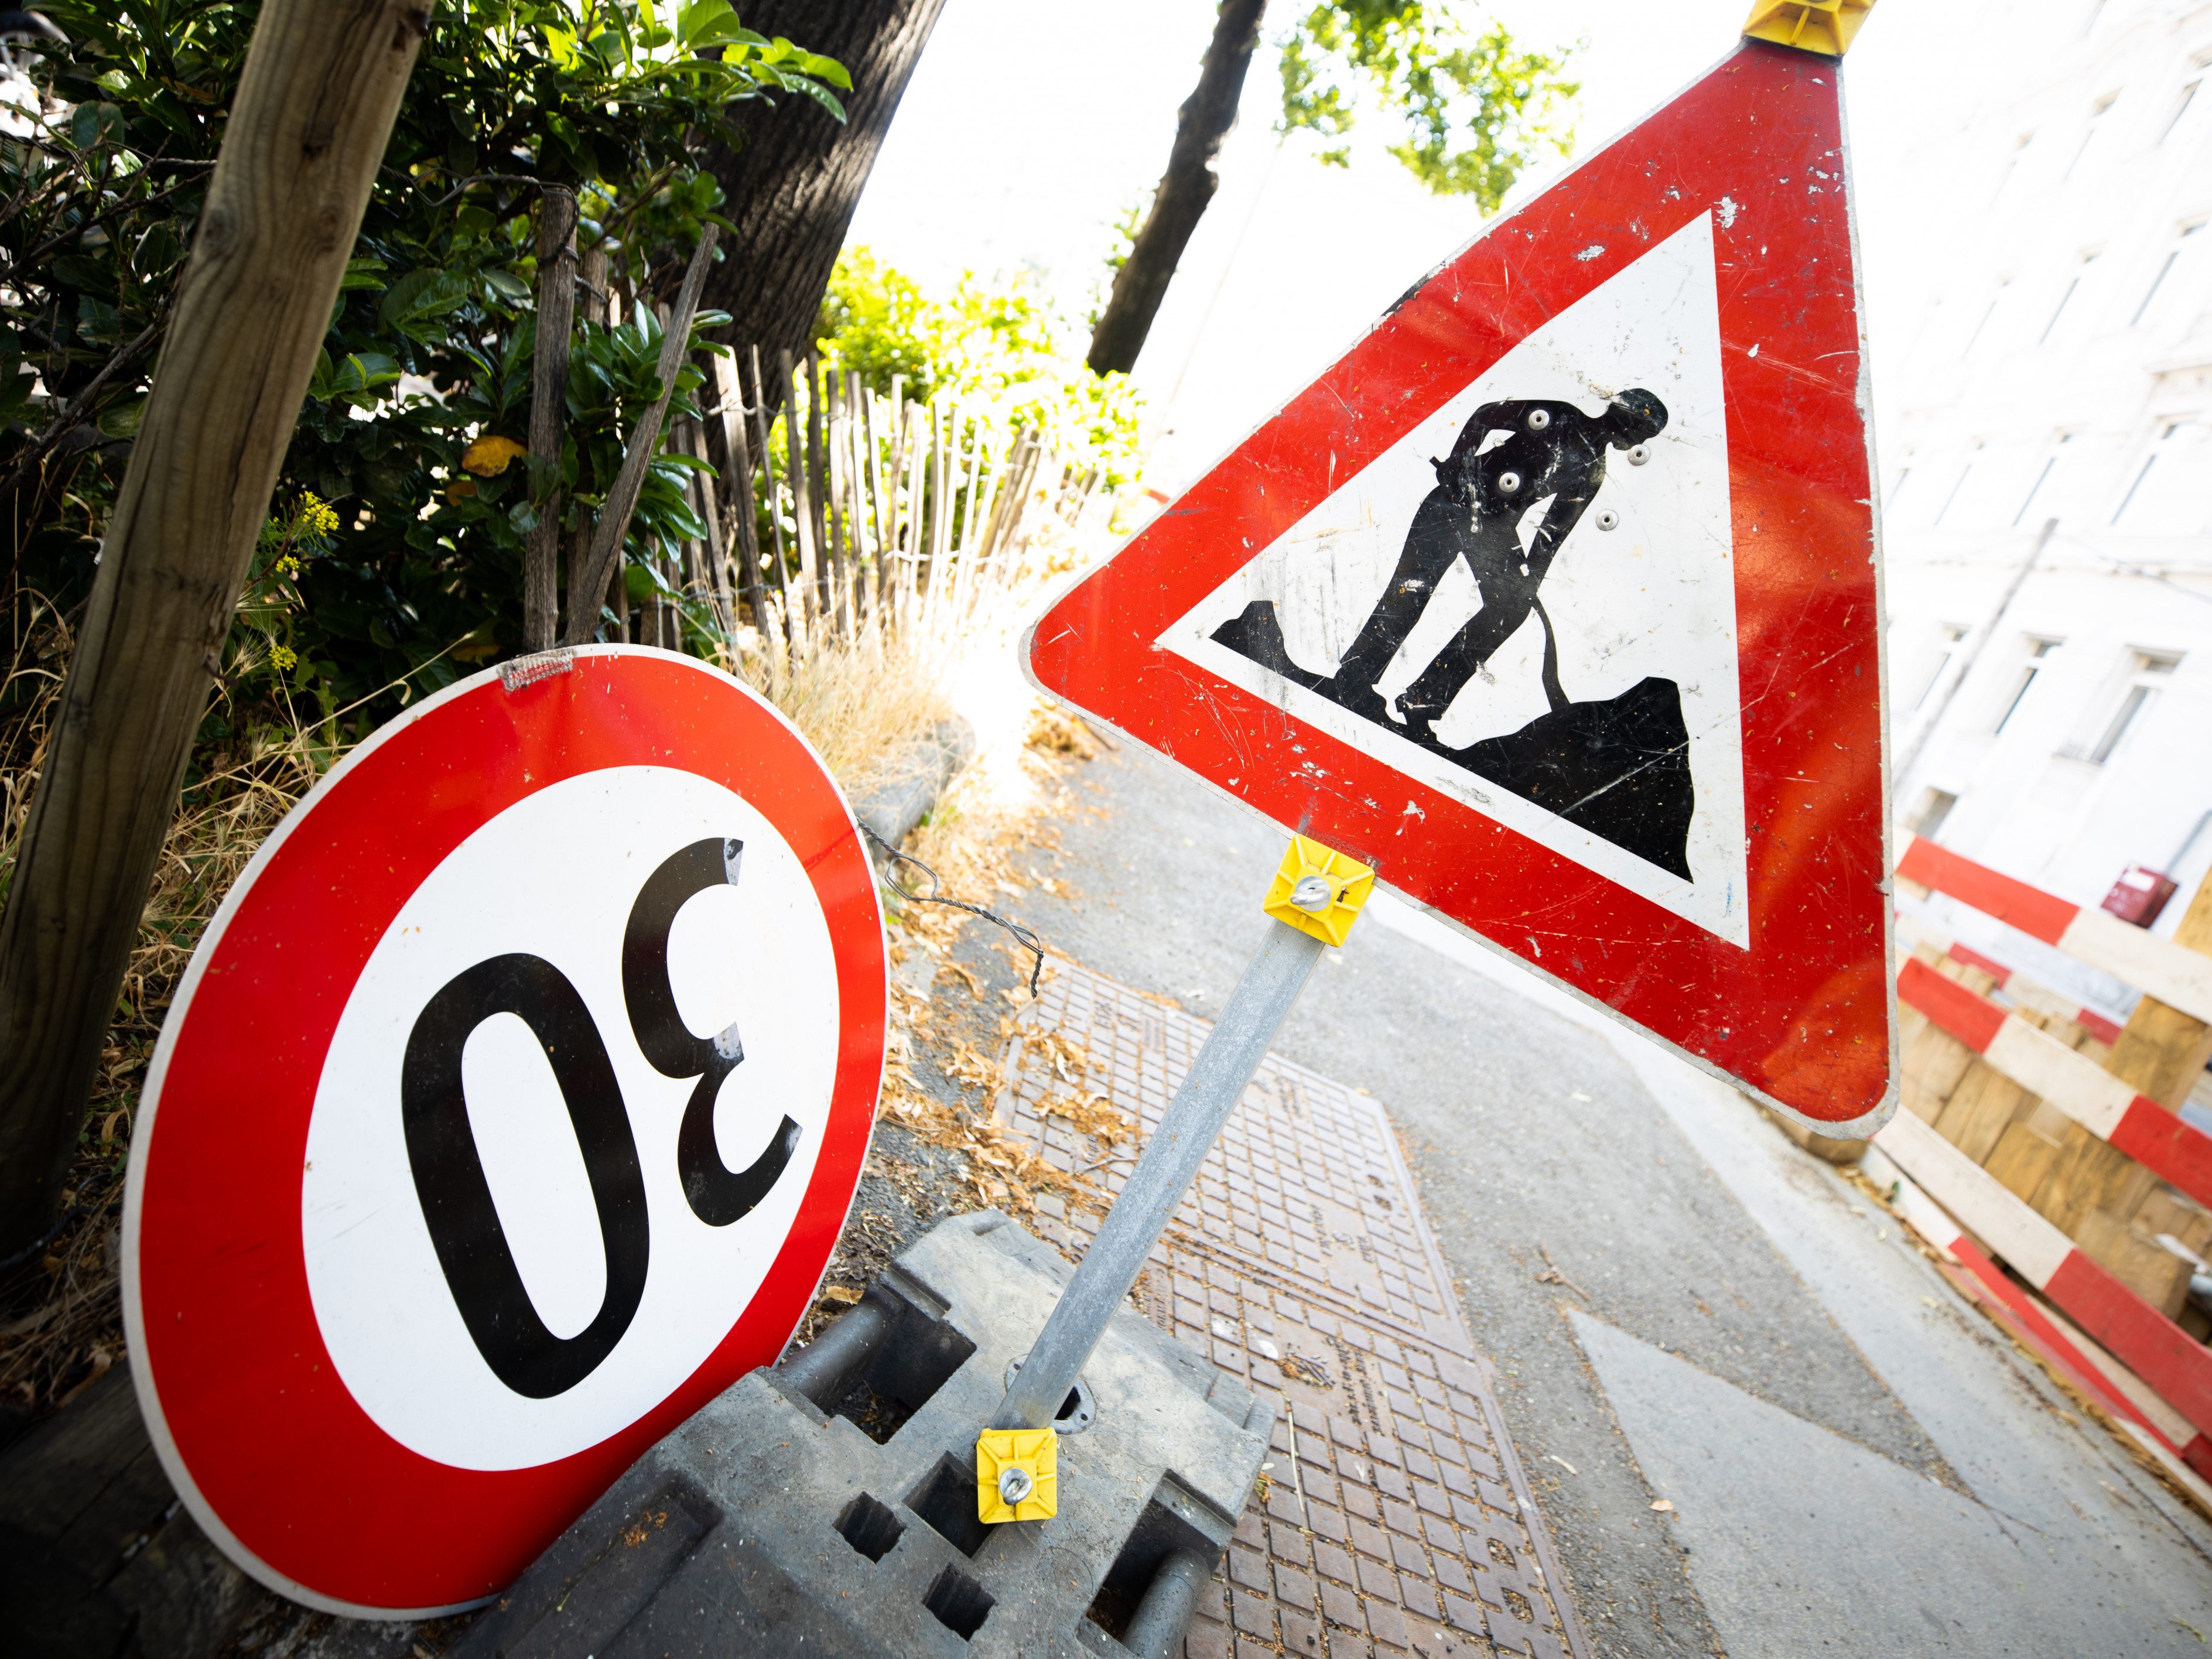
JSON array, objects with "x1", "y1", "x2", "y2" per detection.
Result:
[{"x1": 1010, "y1": 739, "x2": 2212, "y2": 1658}]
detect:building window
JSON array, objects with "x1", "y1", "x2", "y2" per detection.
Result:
[
  {"x1": 1995, "y1": 638, "x2": 2061, "y2": 732},
  {"x1": 1912, "y1": 789, "x2": 1960, "y2": 841},
  {"x1": 1915, "y1": 624, "x2": 1970, "y2": 709},
  {"x1": 2113, "y1": 420, "x2": 2210, "y2": 530},
  {"x1": 2012, "y1": 432, "x2": 2079, "y2": 525},
  {"x1": 1964, "y1": 281, "x2": 2009, "y2": 356},
  {"x1": 2158, "y1": 78, "x2": 2201, "y2": 145},
  {"x1": 2077, "y1": 652, "x2": 2182, "y2": 764},
  {"x1": 2039, "y1": 252, "x2": 2100, "y2": 344},
  {"x1": 2132, "y1": 220, "x2": 2206, "y2": 327},
  {"x1": 2064, "y1": 93, "x2": 2119, "y2": 177},
  {"x1": 1934, "y1": 445, "x2": 1982, "y2": 525},
  {"x1": 1992, "y1": 132, "x2": 2034, "y2": 202}
]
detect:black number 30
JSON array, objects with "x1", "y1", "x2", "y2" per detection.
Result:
[{"x1": 401, "y1": 837, "x2": 802, "y2": 1399}]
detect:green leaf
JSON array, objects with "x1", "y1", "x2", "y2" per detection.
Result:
[
  {"x1": 340, "y1": 257, "x2": 389, "y2": 292},
  {"x1": 378, "y1": 268, "x2": 473, "y2": 343}
]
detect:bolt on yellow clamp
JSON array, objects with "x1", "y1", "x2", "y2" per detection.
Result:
[
  {"x1": 1261, "y1": 834, "x2": 1375, "y2": 949},
  {"x1": 976, "y1": 1427, "x2": 1058, "y2": 1523},
  {"x1": 1743, "y1": 0, "x2": 1874, "y2": 57}
]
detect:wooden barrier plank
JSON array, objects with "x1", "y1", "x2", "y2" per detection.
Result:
[
  {"x1": 1898, "y1": 836, "x2": 2212, "y2": 1025},
  {"x1": 1897, "y1": 960, "x2": 2212, "y2": 1212},
  {"x1": 1875, "y1": 1111, "x2": 2212, "y2": 1438}
]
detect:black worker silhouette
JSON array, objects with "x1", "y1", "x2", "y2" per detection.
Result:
[{"x1": 1212, "y1": 386, "x2": 1699, "y2": 880}]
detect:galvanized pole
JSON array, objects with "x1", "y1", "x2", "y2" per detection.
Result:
[{"x1": 992, "y1": 910, "x2": 1327, "y2": 1431}]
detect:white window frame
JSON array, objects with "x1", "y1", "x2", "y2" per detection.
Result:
[
  {"x1": 2061, "y1": 651, "x2": 2183, "y2": 764},
  {"x1": 1994, "y1": 637, "x2": 2062, "y2": 733}
]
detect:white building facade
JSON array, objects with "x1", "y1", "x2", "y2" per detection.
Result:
[{"x1": 1879, "y1": 0, "x2": 2212, "y2": 969}]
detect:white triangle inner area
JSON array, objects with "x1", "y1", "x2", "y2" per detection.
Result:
[{"x1": 1160, "y1": 213, "x2": 1747, "y2": 946}]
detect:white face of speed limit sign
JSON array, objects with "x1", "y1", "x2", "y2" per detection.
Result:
[{"x1": 302, "y1": 764, "x2": 839, "y2": 1470}]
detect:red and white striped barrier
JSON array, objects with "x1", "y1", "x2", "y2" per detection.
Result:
[
  {"x1": 1896, "y1": 959, "x2": 2212, "y2": 1210},
  {"x1": 1865, "y1": 1134, "x2": 2212, "y2": 1485},
  {"x1": 1873, "y1": 1109, "x2": 2212, "y2": 1447},
  {"x1": 1896, "y1": 918, "x2": 2126, "y2": 1045},
  {"x1": 1898, "y1": 835, "x2": 2212, "y2": 1025}
]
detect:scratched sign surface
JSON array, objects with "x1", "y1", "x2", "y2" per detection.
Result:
[{"x1": 1026, "y1": 42, "x2": 1895, "y2": 1134}]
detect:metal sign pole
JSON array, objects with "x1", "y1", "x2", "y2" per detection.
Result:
[
  {"x1": 992, "y1": 919, "x2": 1321, "y2": 1430},
  {"x1": 983, "y1": 836, "x2": 1375, "y2": 1454}
]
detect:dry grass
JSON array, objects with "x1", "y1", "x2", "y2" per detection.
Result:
[
  {"x1": 731, "y1": 603, "x2": 954, "y2": 796},
  {"x1": 1, "y1": 595, "x2": 331, "y2": 1416}
]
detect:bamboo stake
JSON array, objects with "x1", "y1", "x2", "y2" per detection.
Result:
[
  {"x1": 525, "y1": 183, "x2": 576, "y2": 651},
  {"x1": 806, "y1": 352, "x2": 832, "y2": 622},
  {"x1": 684, "y1": 413, "x2": 727, "y2": 639},
  {"x1": 780, "y1": 347, "x2": 819, "y2": 632},
  {"x1": 843, "y1": 371, "x2": 873, "y2": 634},
  {"x1": 860, "y1": 378, "x2": 888, "y2": 599},
  {"x1": 921, "y1": 400, "x2": 945, "y2": 624},
  {"x1": 830, "y1": 365, "x2": 857, "y2": 639},
  {"x1": 820, "y1": 359, "x2": 843, "y2": 638},
  {"x1": 712, "y1": 351, "x2": 767, "y2": 633},
  {"x1": 563, "y1": 229, "x2": 717, "y2": 647},
  {"x1": 945, "y1": 416, "x2": 976, "y2": 618},
  {"x1": 975, "y1": 426, "x2": 1031, "y2": 569},
  {"x1": 751, "y1": 347, "x2": 796, "y2": 654},
  {"x1": 880, "y1": 378, "x2": 910, "y2": 617}
]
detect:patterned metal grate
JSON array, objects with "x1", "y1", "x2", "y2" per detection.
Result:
[{"x1": 1000, "y1": 963, "x2": 1591, "y2": 1659}]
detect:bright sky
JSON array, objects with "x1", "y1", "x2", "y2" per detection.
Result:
[{"x1": 848, "y1": 1, "x2": 2007, "y2": 491}]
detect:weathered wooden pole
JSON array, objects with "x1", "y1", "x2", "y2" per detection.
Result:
[
  {"x1": 525, "y1": 183, "x2": 578, "y2": 651},
  {"x1": 562, "y1": 228, "x2": 718, "y2": 649},
  {"x1": 0, "y1": 0, "x2": 428, "y2": 1260}
]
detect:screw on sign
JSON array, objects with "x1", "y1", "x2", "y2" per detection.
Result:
[
  {"x1": 1025, "y1": 32, "x2": 1898, "y2": 1135},
  {"x1": 120, "y1": 648, "x2": 886, "y2": 1614}
]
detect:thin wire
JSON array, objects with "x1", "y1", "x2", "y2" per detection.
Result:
[{"x1": 860, "y1": 822, "x2": 1045, "y2": 997}]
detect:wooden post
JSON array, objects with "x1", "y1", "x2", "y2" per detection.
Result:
[
  {"x1": 819, "y1": 361, "x2": 840, "y2": 636},
  {"x1": 959, "y1": 420, "x2": 992, "y2": 613},
  {"x1": 562, "y1": 229, "x2": 718, "y2": 648},
  {"x1": 751, "y1": 347, "x2": 798, "y2": 652},
  {"x1": 524, "y1": 184, "x2": 576, "y2": 651},
  {"x1": 686, "y1": 413, "x2": 733, "y2": 638},
  {"x1": 806, "y1": 353, "x2": 833, "y2": 624},
  {"x1": 0, "y1": 0, "x2": 426, "y2": 1258},
  {"x1": 880, "y1": 377, "x2": 909, "y2": 617},
  {"x1": 843, "y1": 371, "x2": 869, "y2": 634},
  {"x1": 899, "y1": 400, "x2": 924, "y2": 622},
  {"x1": 780, "y1": 348, "x2": 819, "y2": 635},
  {"x1": 711, "y1": 353, "x2": 768, "y2": 630}
]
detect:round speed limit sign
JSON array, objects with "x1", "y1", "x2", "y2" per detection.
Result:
[{"x1": 121, "y1": 648, "x2": 886, "y2": 1614}]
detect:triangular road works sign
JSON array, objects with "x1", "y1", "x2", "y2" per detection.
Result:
[{"x1": 1027, "y1": 40, "x2": 1894, "y2": 1135}]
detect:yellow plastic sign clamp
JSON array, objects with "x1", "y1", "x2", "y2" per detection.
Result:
[
  {"x1": 1743, "y1": 0, "x2": 1874, "y2": 57},
  {"x1": 1261, "y1": 834, "x2": 1375, "y2": 949},
  {"x1": 976, "y1": 1428, "x2": 1057, "y2": 1523}
]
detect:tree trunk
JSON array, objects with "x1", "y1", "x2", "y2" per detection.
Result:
[
  {"x1": 0, "y1": 0, "x2": 426, "y2": 1260},
  {"x1": 1085, "y1": 0, "x2": 1267, "y2": 377},
  {"x1": 699, "y1": 0, "x2": 948, "y2": 382}
]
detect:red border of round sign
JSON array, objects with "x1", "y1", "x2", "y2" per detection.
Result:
[{"x1": 121, "y1": 648, "x2": 886, "y2": 1614}]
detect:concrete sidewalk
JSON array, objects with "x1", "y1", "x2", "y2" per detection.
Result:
[{"x1": 1011, "y1": 741, "x2": 2212, "y2": 1658}]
